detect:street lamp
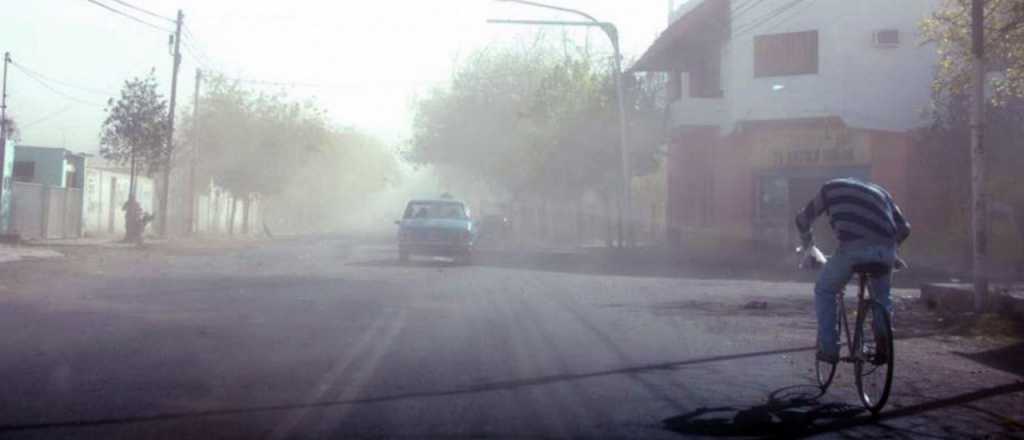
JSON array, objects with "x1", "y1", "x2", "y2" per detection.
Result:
[{"x1": 488, "y1": 0, "x2": 632, "y2": 248}]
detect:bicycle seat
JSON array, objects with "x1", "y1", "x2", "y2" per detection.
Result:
[{"x1": 852, "y1": 262, "x2": 891, "y2": 276}]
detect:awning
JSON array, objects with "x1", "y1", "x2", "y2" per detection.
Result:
[{"x1": 630, "y1": 0, "x2": 731, "y2": 72}]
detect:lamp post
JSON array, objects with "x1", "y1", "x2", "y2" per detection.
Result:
[{"x1": 489, "y1": 0, "x2": 632, "y2": 247}]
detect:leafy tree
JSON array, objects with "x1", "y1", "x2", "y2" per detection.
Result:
[
  {"x1": 99, "y1": 71, "x2": 169, "y2": 194},
  {"x1": 922, "y1": 0, "x2": 1024, "y2": 104},
  {"x1": 408, "y1": 39, "x2": 665, "y2": 244},
  {"x1": 180, "y1": 75, "x2": 398, "y2": 234},
  {"x1": 919, "y1": 1, "x2": 1024, "y2": 269}
]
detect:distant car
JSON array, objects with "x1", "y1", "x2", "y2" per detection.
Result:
[{"x1": 396, "y1": 199, "x2": 476, "y2": 264}]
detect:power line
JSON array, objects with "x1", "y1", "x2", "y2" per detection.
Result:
[
  {"x1": 20, "y1": 104, "x2": 76, "y2": 130},
  {"x1": 181, "y1": 25, "x2": 217, "y2": 70},
  {"x1": 224, "y1": 75, "x2": 436, "y2": 90},
  {"x1": 107, "y1": 0, "x2": 175, "y2": 24},
  {"x1": 10, "y1": 63, "x2": 106, "y2": 107},
  {"x1": 9, "y1": 60, "x2": 115, "y2": 97},
  {"x1": 181, "y1": 38, "x2": 214, "y2": 70},
  {"x1": 84, "y1": 0, "x2": 173, "y2": 33},
  {"x1": 731, "y1": 0, "x2": 767, "y2": 20},
  {"x1": 732, "y1": 0, "x2": 807, "y2": 37}
]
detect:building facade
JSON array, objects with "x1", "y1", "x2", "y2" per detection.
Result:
[
  {"x1": 633, "y1": 0, "x2": 940, "y2": 253},
  {"x1": 8, "y1": 145, "x2": 87, "y2": 239},
  {"x1": 83, "y1": 159, "x2": 156, "y2": 236}
]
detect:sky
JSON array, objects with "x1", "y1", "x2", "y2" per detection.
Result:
[{"x1": 4, "y1": 0, "x2": 675, "y2": 153}]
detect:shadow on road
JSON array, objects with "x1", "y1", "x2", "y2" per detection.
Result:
[
  {"x1": 0, "y1": 345, "x2": 814, "y2": 433},
  {"x1": 954, "y1": 341, "x2": 1024, "y2": 377},
  {"x1": 662, "y1": 382, "x2": 1024, "y2": 438},
  {"x1": 663, "y1": 385, "x2": 865, "y2": 437}
]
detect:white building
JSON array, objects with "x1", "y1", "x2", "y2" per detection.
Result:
[
  {"x1": 632, "y1": 0, "x2": 942, "y2": 250},
  {"x1": 83, "y1": 159, "x2": 155, "y2": 236}
]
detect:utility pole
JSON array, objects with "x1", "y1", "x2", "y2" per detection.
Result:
[
  {"x1": 188, "y1": 68, "x2": 202, "y2": 235},
  {"x1": 1, "y1": 52, "x2": 9, "y2": 146},
  {"x1": 161, "y1": 9, "x2": 183, "y2": 237},
  {"x1": 1, "y1": 52, "x2": 9, "y2": 235},
  {"x1": 970, "y1": 0, "x2": 988, "y2": 311},
  {"x1": 608, "y1": 25, "x2": 632, "y2": 248}
]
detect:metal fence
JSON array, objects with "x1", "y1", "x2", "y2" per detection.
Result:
[{"x1": 11, "y1": 182, "x2": 84, "y2": 240}]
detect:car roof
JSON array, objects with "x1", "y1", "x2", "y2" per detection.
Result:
[{"x1": 407, "y1": 199, "x2": 467, "y2": 205}]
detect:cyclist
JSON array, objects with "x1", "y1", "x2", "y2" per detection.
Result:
[{"x1": 795, "y1": 178, "x2": 910, "y2": 365}]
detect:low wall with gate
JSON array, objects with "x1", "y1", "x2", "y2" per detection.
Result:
[{"x1": 11, "y1": 182, "x2": 84, "y2": 240}]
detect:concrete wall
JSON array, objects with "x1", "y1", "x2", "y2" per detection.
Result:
[
  {"x1": 0, "y1": 140, "x2": 13, "y2": 235},
  {"x1": 720, "y1": 0, "x2": 940, "y2": 132},
  {"x1": 83, "y1": 168, "x2": 155, "y2": 236},
  {"x1": 10, "y1": 182, "x2": 83, "y2": 240}
]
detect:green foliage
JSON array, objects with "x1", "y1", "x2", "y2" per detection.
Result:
[
  {"x1": 408, "y1": 39, "x2": 664, "y2": 202},
  {"x1": 179, "y1": 74, "x2": 398, "y2": 229},
  {"x1": 99, "y1": 71, "x2": 169, "y2": 175},
  {"x1": 922, "y1": 0, "x2": 1024, "y2": 104}
]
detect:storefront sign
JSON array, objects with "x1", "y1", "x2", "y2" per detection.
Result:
[{"x1": 771, "y1": 146, "x2": 861, "y2": 167}]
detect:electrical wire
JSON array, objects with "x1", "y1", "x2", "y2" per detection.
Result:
[
  {"x1": 107, "y1": 0, "x2": 175, "y2": 24},
  {"x1": 11, "y1": 63, "x2": 106, "y2": 107},
  {"x1": 20, "y1": 104, "x2": 77, "y2": 130},
  {"x1": 181, "y1": 38, "x2": 214, "y2": 71},
  {"x1": 84, "y1": 0, "x2": 173, "y2": 33},
  {"x1": 732, "y1": 0, "x2": 807, "y2": 37},
  {"x1": 181, "y1": 25, "x2": 217, "y2": 70},
  {"x1": 731, "y1": 0, "x2": 767, "y2": 20},
  {"x1": 9, "y1": 60, "x2": 115, "y2": 97}
]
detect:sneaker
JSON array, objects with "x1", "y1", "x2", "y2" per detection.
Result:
[{"x1": 816, "y1": 350, "x2": 839, "y2": 364}]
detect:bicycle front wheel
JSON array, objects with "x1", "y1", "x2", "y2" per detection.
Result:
[{"x1": 854, "y1": 300, "x2": 894, "y2": 414}]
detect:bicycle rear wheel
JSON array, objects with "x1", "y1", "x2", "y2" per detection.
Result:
[
  {"x1": 815, "y1": 344, "x2": 837, "y2": 391},
  {"x1": 815, "y1": 299, "x2": 842, "y2": 391},
  {"x1": 854, "y1": 300, "x2": 894, "y2": 414}
]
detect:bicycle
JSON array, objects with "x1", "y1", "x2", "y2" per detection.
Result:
[{"x1": 802, "y1": 247, "x2": 895, "y2": 415}]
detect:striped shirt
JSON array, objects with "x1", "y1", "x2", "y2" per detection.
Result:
[{"x1": 795, "y1": 178, "x2": 910, "y2": 248}]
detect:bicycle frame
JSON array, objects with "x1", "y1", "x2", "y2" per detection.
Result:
[{"x1": 837, "y1": 273, "x2": 872, "y2": 361}]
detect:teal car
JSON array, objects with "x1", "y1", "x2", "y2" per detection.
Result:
[{"x1": 396, "y1": 199, "x2": 476, "y2": 264}]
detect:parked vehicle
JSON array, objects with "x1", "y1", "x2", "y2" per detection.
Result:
[{"x1": 396, "y1": 198, "x2": 476, "y2": 264}]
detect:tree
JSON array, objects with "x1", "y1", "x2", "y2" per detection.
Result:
[
  {"x1": 180, "y1": 75, "x2": 398, "y2": 234},
  {"x1": 99, "y1": 71, "x2": 169, "y2": 241},
  {"x1": 408, "y1": 39, "x2": 664, "y2": 245},
  {"x1": 923, "y1": 0, "x2": 1024, "y2": 104}
]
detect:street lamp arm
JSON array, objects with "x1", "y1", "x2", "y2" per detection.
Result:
[
  {"x1": 496, "y1": 0, "x2": 601, "y2": 24},
  {"x1": 494, "y1": 0, "x2": 618, "y2": 49}
]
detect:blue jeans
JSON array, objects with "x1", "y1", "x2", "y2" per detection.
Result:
[{"x1": 815, "y1": 245, "x2": 896, "y2": 357}]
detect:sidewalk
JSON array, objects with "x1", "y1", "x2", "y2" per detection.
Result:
[{"x1": 0, "y1": 245, "x2": 63, "y2": 264}]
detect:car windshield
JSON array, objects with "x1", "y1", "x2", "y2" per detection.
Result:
[{"x1": 404, "y1": 202, "x2": 468, "y2": 220}]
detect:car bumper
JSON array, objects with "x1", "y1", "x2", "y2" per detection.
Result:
[{"x1": 400, "y1": 242, "x2": 473, "y2": 256}]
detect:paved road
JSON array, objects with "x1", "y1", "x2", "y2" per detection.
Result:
[{"x1": 0, "y1": 237, "x2": 1020, "y2": 439}]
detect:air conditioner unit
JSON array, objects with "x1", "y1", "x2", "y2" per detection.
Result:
[{"x1": 873, "y1": 29, "x2": 900, "y2": 48}]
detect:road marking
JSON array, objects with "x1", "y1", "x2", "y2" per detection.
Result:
[
  {"x1": 310, "y1": 308, "x2": 406, "y2": 436},
  {"x1": 267, "y1": 309, "x2": 406, "y2": 440}
]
